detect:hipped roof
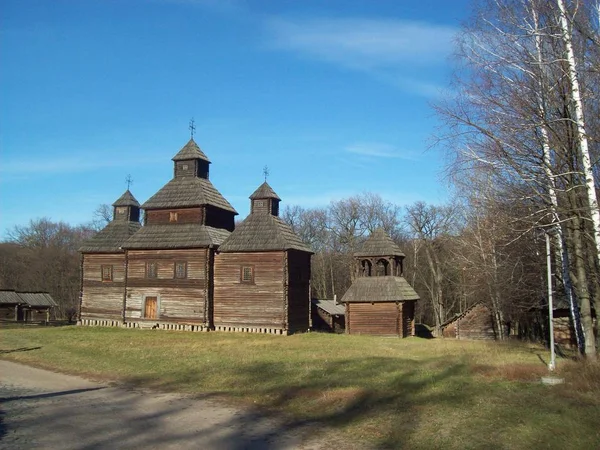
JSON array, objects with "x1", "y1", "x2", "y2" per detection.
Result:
[
  {"x1": 172, "y1": 138, "x2": 210, "y2": 162},
  {"x1": 219, "y1": 214, "x2": 312, "y2": 253},
  {"x1": 340, "y1": 276, "x2": 419, "y2": 303},
  {"x1": 141, "y1": 177, "x2": 237, "y2": 213},
  {"x1": 123, "y1": 224, "x2": 230, "y2": 249},
  {"x1": 355, "y1": 228, "x2": 405, "y2": 257},
  {"x1": 250, "y1": 182, "x2": 281, "y2": 200},
  {"x1": 112, "y1": 190, "x2": 140, "y2": 207},
  {"x1": 79, "y1": 221, "x2": 142, "y2": 253}
]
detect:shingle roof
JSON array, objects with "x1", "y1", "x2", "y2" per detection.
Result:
[
  {"x1": 340, "y1": 276, "x2": 419, "y2": 303},
  {"x1": 0, "y1": 290, "x2": 23, "y2": 304},
  {"x1": 219, "y1": 214, "x2": 312, "y2": 253},
  {"x1": 112, "y1": 190, "x2": 140, "y2": 207},
  {"x1": 123, "y1": 224, "x2": 230, "y2": 249},
  {"x1": 0, "y1": 291, "x2": 58, "y2": 307},
  {"x1": 250, "y1": 182, "x2": 281, "y2": 200},
  {"x1": 79, "y1": 221, "x2": 142, "y2": 253},
  {"x1": 172, "y1": 138, "x2": 210, "y2": 162},
  {"x1": 312, "y1": 298, "x2": 346, "y2": 316},
  {"x1": 141, "y1": 177, "x2": 237, "y2": 213},
  {"x1": 354, "y1": 228, "x2": 405, "y2": 257},
  {"x1": 16, "y1": 292, "x2": 58, "y2": 307}
]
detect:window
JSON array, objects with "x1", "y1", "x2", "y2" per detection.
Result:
[
  {"x1": 255, "y1": 200, "x2": 264, "y2": 207},
  {"x1": 116, "y1": 207, "x2": 127, "y2": 215},
  {"x1": 169, "y1": 212, "x2": 178, "y2": 222},
  {"x1": 101, "y1": 265, "x2": 113, "y2": 281},
  {"x1": 241, "y1": 266, "x2": 254, "y2": 283},
  {"x1": 175, "y1": 261, "x2": 187, "y2": 279},
  {"x1": 182, "y1": 164, "x2": 189, "y2": 170},
  {"x1": 146, "y1": 262, "x2": 158, "y2": 278}
]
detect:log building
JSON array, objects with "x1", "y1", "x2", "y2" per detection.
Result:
[
  {"x1": 79, "y1": 138, "x2": 312, "y2": 334},
  {"x1": 340, "y1": 229, "x2": 419, "y2": 336}
]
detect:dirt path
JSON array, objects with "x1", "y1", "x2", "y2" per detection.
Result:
[{"x1": 0, "y1": 360, "x2": 322, "y2": 449}]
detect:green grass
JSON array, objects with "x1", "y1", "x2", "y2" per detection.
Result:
[{"x1": 1, "y1": 325, "x2": 599, "y2": 449}]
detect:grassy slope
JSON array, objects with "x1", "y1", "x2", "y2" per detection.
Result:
[{"x1": 1, "y1": 326, "x2": 598, "y2": 449}]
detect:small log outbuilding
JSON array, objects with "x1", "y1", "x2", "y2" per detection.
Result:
[
  {"x1": 213, "y1": 182, "x2": 312, "y2": 334},
  {"x1": 340, "y1": 229, "x2": 419, "y2": 337},
  {"x1": 441, "y1": 302, "x2": 506, "y2": 340},
  {"x1": 311, "y1": 298, "x2": 345, "y2": 333},
  {"x1": 0, "y1": 290, "x2": 57, "y2": 322}
]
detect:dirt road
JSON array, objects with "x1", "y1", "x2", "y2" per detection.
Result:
[{"x1": 0, "y1": 360, "x2": 321, "y2": 449}]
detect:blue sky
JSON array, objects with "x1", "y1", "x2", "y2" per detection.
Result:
[{"x1": 0, "y1": 0, "x2": 470, "y2": 237}]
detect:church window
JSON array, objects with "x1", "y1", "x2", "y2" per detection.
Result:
[
  {"x1": 116, "y1": 207, "x2": 126, "y2": 215},
  {"x1": 175, "y1": 261, "x2": 187, "y2": 279},
  {"x1": 241, "y1": 266, "x2": 254, "y2": 283},
  {"x1": 255, "y1": 200, "x2": 264, "y2": 207},
  {"x1": 182, "y1": 164, "x2": 188, "y2": 170},
  {"x1": 101, "y1": 265, "x2": 113, "y2": 281},
  {"x1": 146, "y1": 262, "x2": 158, "y2": 278},
  {"x1": 170, "y1": 212, "x2": 178, "y2": 222}
]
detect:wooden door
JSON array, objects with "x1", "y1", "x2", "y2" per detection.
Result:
[{"x1": 144, "y1": 297, "x2": 157, "y2": 319}]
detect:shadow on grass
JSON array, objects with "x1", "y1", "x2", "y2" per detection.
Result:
[
  {"x1": 0, "y1": 347, "x2": 42, "y2": 354},
  {"x1": 119, "y1": 356, "x2": 472, "y2": 448}
]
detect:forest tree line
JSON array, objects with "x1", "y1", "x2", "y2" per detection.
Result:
[{"x1": 1, "y1": 0, "x2": 598, "y2": 358}]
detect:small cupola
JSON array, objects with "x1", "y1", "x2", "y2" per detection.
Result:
[
  {"x1": 172, "y1": 138, "x2": 211, "y2": 180},
  {"x1": 112, "y1": 190, "x2": 140, "y2": 223},
  {"x1": 353, "y1": 228, "x2": 406, "y2": 277},
  {"x1": 249, "y1": 181, "x2": 281, "y2": 216}
]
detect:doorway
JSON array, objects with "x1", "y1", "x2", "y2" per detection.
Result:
[{"x1": 144, "y1": 296, "x2": 158, "y2": 319}]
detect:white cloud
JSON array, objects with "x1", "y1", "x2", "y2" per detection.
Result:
[
  {"x1": 0, "y1": 153, "x2": 163, "y2": 179},
  {"x1": 264, "y1": 17, "x2": 456, "y2": 69},
  {"x1": 345, "y1": 143, "x2": 418, "y2": 160}
]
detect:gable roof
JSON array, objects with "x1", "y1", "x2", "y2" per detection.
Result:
[
  {"x1": 79, "y1": 221, "x2": 142, "y2": 253},
  {"x1": 249, "y1": 182, "x2": 281, "y2": 200},
  {"x1": 340, "y1": 276, "x2": 419, "y2": 303},
  {"x1": 218, "y1": 214, "x2": 312, "y2": 253},
  {"x1": 123, "y1": 224, "x2": 230, "y2": 249},
  {"x1": 172, "y1": 138, "x2": 210, "y2": 162},
  {"x1": 141, "y1": 177, "x2": 237, "y2": 213},
  {"x1": 354, "y1": 228, "x2": 405, "y2": 257},
  {"x1": 312, "y1": 298, "x2": 345, "y2": 316},
  {"x1": 112, "y1": 190, "x2": 140, "y2": 207}
]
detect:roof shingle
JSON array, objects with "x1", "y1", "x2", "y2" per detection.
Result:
[
  {"x1": 79, "y1": 221, "x2": 142, "y2": 253},
  {"x1": 340, "y1": 276, "x2": 419, "y2": 303},
  {"x1": 141, "y1": 177, "x2": 237, "y2": 213},
  {"x1": 355, "y1": 228, "x2": 405, "y2": 257},
  {"x1": 123, "y1": 224, "x2": 230, "y2": 249},
  {"x1": 249, "y1": 182, "x2": 281, "y2": 200},
  {"x1": 172, "y1": 138, "x2": 210, "y2": 162},
  {"x1": 219, "y1": 214, "x2": 312, "y2": 253},
  {"x1": 112, "y1": 190, "x2": 140, "y2": 207}
]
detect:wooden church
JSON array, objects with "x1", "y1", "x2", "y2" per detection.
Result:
[
  {"x1": 340, "y1": 228, "x2": 419, "y2": 336},
  {"x1": 79, "y1": 137, "x2": 311, "y2": 334}
]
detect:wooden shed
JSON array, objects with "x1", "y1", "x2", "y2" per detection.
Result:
[
  {"x1": 79, "y1": 190, "x2": 142, "y2": 326},
  {"x1": 0, "y1": 290, "x2": 57, "y2": 323},
  {"x1": 121, "y1": 138, "x2": 236, "y2": 330},
  {"x1": 340, "y1": 229, "x2": 419, "y2": 337},
  {"x1": 441, "y1": 302, "x2": 505, "y2": 340},
  {"x1": 213, "y1": 182, "x2": 312, "y2": 335},
  {"x1": 311, "y1": 298, "x2": 345, "y2": 333}
]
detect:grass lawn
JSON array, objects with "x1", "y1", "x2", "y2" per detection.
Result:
[{"x1": 1, "y1": 325, "x2": 599, "y2": 449}]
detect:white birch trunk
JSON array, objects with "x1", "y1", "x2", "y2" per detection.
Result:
[
  {"x1": 556, "y1": 0, "x2": 600, "y2": 268},
  {"x1": 530, "y1": 3, "x2": 584, "y2": 352}
]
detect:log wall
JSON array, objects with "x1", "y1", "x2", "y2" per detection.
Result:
[
  {"x1": 145, "y1": 207, "x2": 203, "y2": 225},
  {"x1": 444, "y1": 304, "x2": 497, "y2": 340},
  {"x1": 81, "y1": 253, "x2": 126, "y2": 321},
  {"x1": 346, "y1": 302, "x2": 401, "y2": 336},
  {"x1": 125, "y1": 249, "x2": 208, "y2": 324},
  {"x1": 213, "y1": 251, "x2": 285, "y2": 330}
]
